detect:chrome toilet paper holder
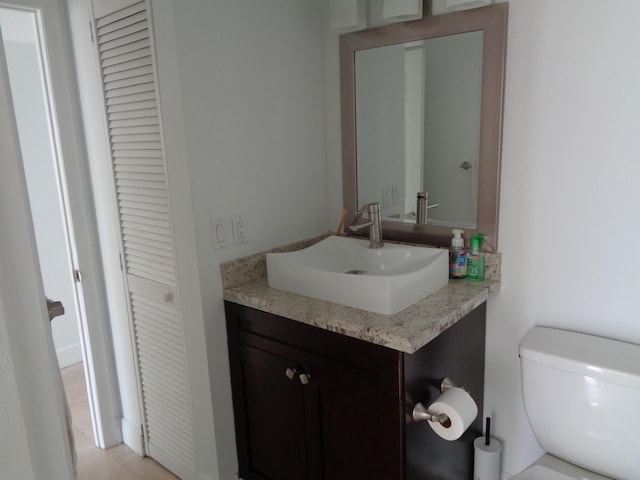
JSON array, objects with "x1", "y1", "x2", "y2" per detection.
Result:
[{"x1": 412, "y1": 377, "x2": 465, "y2": 425}]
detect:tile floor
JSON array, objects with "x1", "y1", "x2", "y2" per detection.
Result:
[{"x1": 61, "y1": 362, "x2": 179, "y2": 480}]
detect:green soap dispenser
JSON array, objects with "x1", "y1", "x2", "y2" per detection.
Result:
[{"x1": 467, "y1": 234, "x2": 485, "y2": 282}]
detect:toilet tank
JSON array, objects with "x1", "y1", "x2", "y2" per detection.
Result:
[{"x1": 519, "y1": 327, "x2": 640, "y2": 480}]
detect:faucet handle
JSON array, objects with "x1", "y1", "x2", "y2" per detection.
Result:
[
  {"x1": 350, "y1": 202, "x2": 384, "y2": 248},
  {"x1": 357, "y1": 202, "x2": 381, "y2": 215}
]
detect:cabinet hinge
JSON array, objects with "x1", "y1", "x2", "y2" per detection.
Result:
[
  {"x1": 119, "y1": 252, "x2": 124, "y2": 271},
  {"x1": 89, "y1": 21, "x2": 94, "y2": 43},
  {"x1": 73, "y1": 269, "x2": 82, "y2": 283}
]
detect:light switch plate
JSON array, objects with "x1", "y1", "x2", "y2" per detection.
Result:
[{"x1": 211, "y1": 217, "x2": 229, "y2": 249}]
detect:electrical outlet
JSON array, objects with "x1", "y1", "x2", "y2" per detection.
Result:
[
  {"x1": 211, "y1": 217, "x2": 229, "y2": 249},
  {"x1": 232, "y1": 213, "x2": 248, "y2": 245},
  {"x1": 382, "y1": 185, "x2": 391, "y2": 208}
]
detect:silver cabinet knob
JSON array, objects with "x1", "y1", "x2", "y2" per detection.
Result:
[
  {"x1": 285, "y1": 368, "x2": 297, "y2": 380},
  {"x1": 298, "y1": 373, "x2": 311, "y2": 385}
]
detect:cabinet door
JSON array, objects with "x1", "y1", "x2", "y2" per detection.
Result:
[
  {"x1": 226, "y1": 302, "x2": 404, "y2": 480},
  {"x1": 229, "y1": 341, "x2": 308, "y2": 480},
  {"x1": 304, "y1": 365, "x2": 404, "y2": 480}
]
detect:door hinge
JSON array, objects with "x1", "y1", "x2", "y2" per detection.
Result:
[
  {"x1": 89, "y1": 21, "x2": 94, "y2": 43},
  {"x1": 73, "y1": 269, "x2": 82, "y2": 283}
]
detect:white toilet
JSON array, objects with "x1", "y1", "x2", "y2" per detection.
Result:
[{"x1": 513, "y1": 326, "x2": 640, "y2": 480}]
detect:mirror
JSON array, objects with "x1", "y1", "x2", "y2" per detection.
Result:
[
  {"x1": 340, "y1": 4, "x2": 507, "y2": 248},
  {"x1": 356, "y1": 31, "x2": 483, "y2": 229}
]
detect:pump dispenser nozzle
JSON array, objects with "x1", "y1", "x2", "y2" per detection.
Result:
[
  {"x1": 470, "y1": 234, "x2": 485, "y2": 252},
  {"x1": 451, "y1": 229, "x2": 464, "y2": 247}
]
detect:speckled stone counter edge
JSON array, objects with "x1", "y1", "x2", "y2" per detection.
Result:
[{"x1": 221, "y1": 233, "x2": 501, "y2": 354}]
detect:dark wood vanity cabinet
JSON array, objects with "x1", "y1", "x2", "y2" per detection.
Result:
[{"x1": 225, "y1": 301, "x2": 486, "y2": 480}]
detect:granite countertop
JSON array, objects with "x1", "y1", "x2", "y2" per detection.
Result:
[{"x1": 221, "y1": 234, "x2": 501, "y2": 354}]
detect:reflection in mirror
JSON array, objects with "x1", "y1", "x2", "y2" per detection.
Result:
[
  {"x1": 356, "y1": 31, "x2": 483, "y2": 229},
  {"x1": 341, "y1": 4, "x2": 508, "y2": 248}
]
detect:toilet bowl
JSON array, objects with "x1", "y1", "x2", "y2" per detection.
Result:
[{"x1": 511, "y1": 454, "x2": 613, "y2": 480}]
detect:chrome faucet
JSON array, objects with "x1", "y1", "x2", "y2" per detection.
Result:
[
  {"x1": 416, "y1": 192, "x2": 439, "y2": 225},
  {"x1": 348, "y1": 202, "x2": 384, "y2": 248}
]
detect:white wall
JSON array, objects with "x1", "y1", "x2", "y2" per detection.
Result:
[
  {"x1": 485, "y1": 0, "x2": 640, "y2": 475},
  {"x1": 324, "y1": 9, "x2": 344, "y2": 232},
  {"x1": 355, "y1": 43, "x2": 405, "y2": 216},
  {"x1": 1, "y1": 9, "x2": 82, "y2": 368},
  {"x1": 155, "y1": 2, "x2": 330, "y2": 478}
]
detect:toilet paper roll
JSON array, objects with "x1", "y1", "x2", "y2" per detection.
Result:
[
  {"x1": 427, "y1": 387, "x2": 478, "y2": 441},
  {"x1": 474, "y1": 436, "x2": 502, "y2": 480}
]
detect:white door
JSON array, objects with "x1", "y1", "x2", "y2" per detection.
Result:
[
  {"x1": 92, "y1": 2, "x2": 197, "y2": 478},
  {"x1": 0, "y1": 2, "x2": 123, "y2": 450},
  {"x1": 0, "y1": 26, "x2": 76, "y2": 480}
]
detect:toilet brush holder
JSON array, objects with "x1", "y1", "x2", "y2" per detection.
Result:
[{"x1": 474, "y1": 417, "x2": 501, "y2": 480}]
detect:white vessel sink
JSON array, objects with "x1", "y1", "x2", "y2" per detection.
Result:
[{"x1": 267, "y1": 236, "x2": 449, "y2": 315}]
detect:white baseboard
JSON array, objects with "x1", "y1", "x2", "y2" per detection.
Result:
[
  {"x1": 121, "y1": 417, "x2": 144, "y2": 456},
  {"x1": 56, "y1": 342, "x2": 83, "y2": 369},
  {"x1": 103, "y1": 419, "x2": 123, "y2": 449}
]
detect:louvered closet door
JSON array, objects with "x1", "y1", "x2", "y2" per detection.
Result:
[{"x1": 95, "y1": 3, "x2": 197, "y2": 478}]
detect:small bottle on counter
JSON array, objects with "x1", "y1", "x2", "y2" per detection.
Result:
[
  {"x1": 449, "y1": 229, "x2": 467, "y2": 279},
  {"x1": 467, "y1": 234, "x2": 485, "y2": 282}
]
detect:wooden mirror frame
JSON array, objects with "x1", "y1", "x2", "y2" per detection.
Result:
[{"x1": 340, "y1": 3, "x2": 508, "y2": 248}]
